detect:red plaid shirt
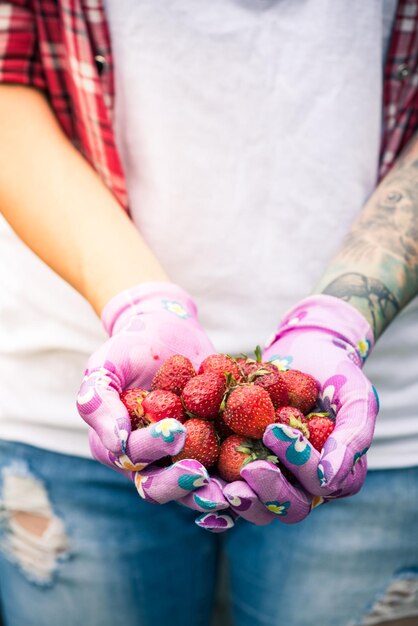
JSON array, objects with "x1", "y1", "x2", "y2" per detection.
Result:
[{"x1": 1, "y1": 0, "x2": 417, "y2": 209}]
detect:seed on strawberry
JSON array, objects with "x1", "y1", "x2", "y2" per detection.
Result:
[
  {"x1": 142, "y1": 389, "x2": 186, "y2": 424},
  {"x1": 306, "y1": 416, "x2": 335, "y2": 452},
  {"x1": 120, "y1": 388, "x2": 149, "y2": 430},
  {"x1": 254, "y1": 371, "x2": 288, "y2": 408},
  {"x1": 182, "y1": 372, "x2": 226, "y2": 420},
  {"x1": 217, "y1": 434, "x2": 278, "y2": 482},
  {"x1": 281, "y1": 370, "x2": 319, "y2": 414},
  {"x1": 274, "y1": 406, "x2": 310, "y2": 438},
  {"x1": 151, "y1": 355, "x2": 196, "y2": 395},
  {"x1": 223, "y1": 385, "x2": 275, "y2": 439},
  {"x1": 171, "y1": 418, "x2": 220, "y2": 468},
  {"x1": 198, "y1": 354, "x2": 242, "y2": 381}
]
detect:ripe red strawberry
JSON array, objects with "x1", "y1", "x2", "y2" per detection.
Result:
[
  {"x1": 281, "y1": 370, "x2": 319, "y2": 414},
  {"x1": 182, "y1": 372, "x2": 226, "y2": 420},
  {"x1": 223, "y1": 385, "x2": 275, "y2": 439},
  {"x1": 151, "y1": 355, "x2": 196, "y2": 395},
  {"x1": 306, "y1": 415, "x2": 335, "y2": 452},
  {"x1": 142, "y1": 389, "x2": 186, "y2": 424},
  {"x1": 198, "y1": 354, "x2": 242, "y2": 381},
  {"x1": 254, "y1": 371, "x2": 288, "y2": 408},
  {"x1": 171, "y1": 418, "x2": 220, "y2": 468},
  {"x1": 217, "y1": 435, "x2": 278, "y2": 482},
  {"x1": 120, "y1": 388, "x2": 148, "y2": 430}
]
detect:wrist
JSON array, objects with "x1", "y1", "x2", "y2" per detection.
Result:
[
  {"x1": 314, "y1": 270, "x2": 400, "y2": 340},
  {"x1": 266, "y1": 294, "x2": 374, "y2": 364},
  {"x1": 101, "y1": 282, "x2": 198, "y2": 336}
]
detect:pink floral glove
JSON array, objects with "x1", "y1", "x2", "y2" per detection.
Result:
[
  {"x1": 76, "y1": 282, "x2": 232, "y2": 525},
  {"x1": 223, "y1": 294, "x2": 379, "y2": 525}
]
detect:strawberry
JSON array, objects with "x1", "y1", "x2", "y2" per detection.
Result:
[
  {"x1": 274, "y1": 405, "x2": 306, "y2": 424},
  {"x1": 236, "y1": 358, "x2": 278, "y2": 381},
  {"x1": 217, "y1": 434, "x2": 278, "y2": 482},
  {"x1": 306, "y1": 415, "x2": 335, "y2": 452},
  {"x1": 223, "y1": 385, "x2": 275, "y2": 439},
  {"x1": 236, "y1": 347, "x2": 278, "y2": 380},
  {"x1": 198, "y1": 354, "x2": 241, "y2": 381},
  {"x1": 142, "y1": 389, "x2": 186, "y2": 424},
  {"x1": 281, "y1": 369, "x2": 319, "y2": 414},
  {"x1": 151, "y1": 355, "x2": 196, "y2": 395},
  {"x1": 182, "y1": 372, "x2": 226, "y2": 420},
  {"x1": 171, "y1": 418, "x2": 220, "y2": 468},
  {"x1": 120, "y1": 387, "x2": 148, "y2": 430},
  {"x1": 274, "y1": 406, "x2": 310, "y2": 438},
  {"x1": 254, "y1": 371, "x2": 288, "y2": 408}
]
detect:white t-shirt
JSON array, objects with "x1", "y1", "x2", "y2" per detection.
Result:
[{"x1": 1, "y1": 0, "x2": 417, "y2": 468}]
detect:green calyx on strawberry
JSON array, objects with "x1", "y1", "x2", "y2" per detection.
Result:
[
  {"x1": 171, "y1": 418, "x2": 220, "y2": 469},
  {"x1": 276, "y1": 407, "x2": 335, "y2": 452},
  {"x1": 217, "y1": 434, "x2": 278, "y2": 482},
  {"x1": 235, "y1": 346, "x2": 278, "y2": 381},
  {"x1": 274, "y1": 406, "x2": 310, "y2": 439}
]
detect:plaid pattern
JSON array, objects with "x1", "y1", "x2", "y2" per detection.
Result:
[
  {"x1": 0, "y1": 0, "x2": 127, "y2": 208},
  {"x1": 380, "y1": 0, "x2": 418, "y2": 178},
  {"x1": 0, "y1": 1, "x2": 417, "y2": 202}
]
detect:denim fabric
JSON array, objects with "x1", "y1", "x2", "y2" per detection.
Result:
[
  {"x1": 0, "y1": 441, "x2": 219, "y2": 626},
  {"x1": 1, "y1": 440, "x2": 418, "y2": 626},
  {"x1": 225, "y1": 466, "x2": 418, "y2": 626}
]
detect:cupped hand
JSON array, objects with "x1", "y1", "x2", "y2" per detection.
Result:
[
  {"x1": 76, "y1": 282, "x2": 232, "y2": 524},
  {"x1": 223, "y1": 294, "x2": 379, "y2": 525}
]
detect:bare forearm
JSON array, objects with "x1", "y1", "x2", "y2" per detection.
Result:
[
  {"x1": 0, "y1": 85, "x2": 168, "y2": 315},
  {"x1": 314, "y1": 132, "x2": 418, "y2": 339}
]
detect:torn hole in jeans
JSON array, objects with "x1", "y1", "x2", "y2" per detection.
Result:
[
  {"x1": 352, "y1": 569, "x2": 418, "y2": 626},
  {"x1": 0, "y1": 461, "x2": 70, "y2": 587}
]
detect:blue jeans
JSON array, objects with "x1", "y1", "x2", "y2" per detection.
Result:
[{"x1": 0, "y1": 440, "x2": 417, "y2": 626}]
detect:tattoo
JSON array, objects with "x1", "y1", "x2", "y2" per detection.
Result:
[
  {"x1": 317, "y1": 131, "x2": 418, "y2": 338},
  {"x1": 322, "y1": 273, "x2": 399, "y2": 336},
  {"x1": 341, "y1": 176, "x2": 418, "y2": 271}
]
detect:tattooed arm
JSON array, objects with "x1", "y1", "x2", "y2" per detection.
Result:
[{"x1": 314, "y1": 131, "x2": 418, "y2": 340}]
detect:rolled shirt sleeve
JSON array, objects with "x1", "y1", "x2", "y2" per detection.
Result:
[{"x1": 0, "y1": 1, "x2": 46, "y2": 90}]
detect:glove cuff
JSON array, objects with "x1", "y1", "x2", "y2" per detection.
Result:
[
  {"x1": 101, "y1": 282, "x2": 198, "y2": 336},
  {"x1": 266, "y1": 294, "x2": 374, "y2": 363}
]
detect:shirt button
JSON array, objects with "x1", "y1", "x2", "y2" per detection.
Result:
[
  {"x1": 94, "y1": 54, "x2": 106, "y2": 76},
  {"x1": 396, "y1": 64, "x2": 410, "y2": 80}
]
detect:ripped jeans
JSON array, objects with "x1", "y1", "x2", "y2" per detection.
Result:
[{"x1": 0, "y1": 440, "x2": 418, "y2": 626}]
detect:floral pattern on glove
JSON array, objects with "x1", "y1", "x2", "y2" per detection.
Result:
[
  {"x1": 265, "y1": 500, "x2": 291, "y2": 516},
  {"x1": 151, "y1": 418, "x2": 185, "y2": 443},
  {"x1": 270, "y1": 425, "x2": 311, "y2": 466}
]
